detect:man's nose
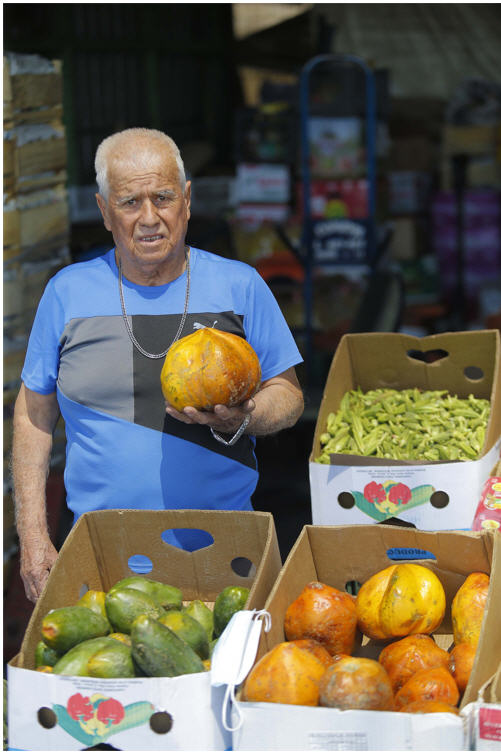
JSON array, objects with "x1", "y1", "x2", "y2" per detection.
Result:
[{"x1": 139, "y1": 198, "x2": 159, "y2": 225}]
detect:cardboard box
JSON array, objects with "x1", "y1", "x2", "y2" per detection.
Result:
[
  {"x1": 3, "y1": 189, "x2": 69, "y2": 253},
  {"x1": 235, "y1": 162, "x2": 290, "y2": 203},
  {"x1": 431, "y1": 191, "x2": 501, "y2": 305},
  {"x1": 8, "y1": 509, "x2": 282, "y2": 751},
  {"x1": 231, "y1": 525, "x2": 501, "y2": 750},
  {"x1": 388, "y1": 170, "x2": 432, "y2": 215},
  {"x1": 3, "y1": 54, "x2": 63, "y2": 118},
  {"x1": 442, "y1": 124, "x2": 500, "y2": 158},
  {"x1": 296, "y1": 178, "x2": 369, "y2": 220},
  {"x1": 389, "y1": 137, "x2": 438, "y2": 172},
  {"x1": 309, "y1": 331, "x2": 501, "y2": 529},
  {"x1": 388, "y1": 217, "x2": 428, "y2": 261}
]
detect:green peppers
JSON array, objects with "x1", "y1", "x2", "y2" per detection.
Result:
[{"x1": 316, "y1": 387, "x2": 490, "y2": 463}]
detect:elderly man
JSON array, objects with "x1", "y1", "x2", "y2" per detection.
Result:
[{"x1": 12, "y1": 127, "x2": 304, "y2": 601}]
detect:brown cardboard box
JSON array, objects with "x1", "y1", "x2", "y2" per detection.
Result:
[
  {"x1": 309, "y1": 331, "x2": 501, "y2": 530},
  {"x1": 3, "y1": 55, "x2": 63, "y2": 116},
  {"x1": 16, "y1": 508, "x2": 281, "y2": 670},
  {"x1": 389, "y1": 136, "x2": 438, "y2": 172},
  {"x1": 260, "y1": 525, "x2": 499, "y2": 707},
  {"x1": 8, "y1": 509, "x2": 281, "y2": 751},
  {"x1": 231, "y1": 525, "x2": 497, "y2": 750},
  {"x1": 3, "y1": 190, "x2": 69, "y2": 253},
  {"x1": 443, "y1": 124, "x2": 500, "y2": 158}
]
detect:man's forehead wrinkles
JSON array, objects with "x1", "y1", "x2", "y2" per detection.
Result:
[{"x1": 112, "y1": 180, "x2": 178, "y2": 199}]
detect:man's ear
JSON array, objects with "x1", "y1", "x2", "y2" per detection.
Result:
[
  {"x1": 96, "y1": 193, "x2": 111, "y2": 231},
  {"x1": 184, "y1": 181, "x2": 191, "y2": 218}
]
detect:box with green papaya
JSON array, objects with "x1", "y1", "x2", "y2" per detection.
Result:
[
  {"x1": 310, "y1": 330, "x2": 501, "y2": 530},
  {"x1": 8, "y1": 509, "x2": 282, "y2": 750}
]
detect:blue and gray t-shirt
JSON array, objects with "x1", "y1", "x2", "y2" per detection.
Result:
[{"x1": 21, "y1": 247, "x2": 302, "y2": 544}]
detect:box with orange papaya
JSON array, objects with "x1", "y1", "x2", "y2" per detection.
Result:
[{"x1": 227, "y1": 524, "x2": 501, "y2": 750}]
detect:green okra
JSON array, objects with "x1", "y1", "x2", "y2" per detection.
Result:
[{"x1": 315, "y1": 386, "x2": 491, "y2": 463}]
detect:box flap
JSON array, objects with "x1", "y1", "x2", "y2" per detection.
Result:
[{"x1": 462, "y1": 530, "x2": 501, "y2": 706}]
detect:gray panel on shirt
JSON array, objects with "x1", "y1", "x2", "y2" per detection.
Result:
[{"x1": 57, "y1": 316, "x2": 134, "y2": 422}]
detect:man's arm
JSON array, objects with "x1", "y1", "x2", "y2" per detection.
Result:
[
  {"x1": 165, "y1": 366, "x2": 304, "y2": 437},
  {"x1": 12, "y1": 383, "x2": 60, "y2": 602}
]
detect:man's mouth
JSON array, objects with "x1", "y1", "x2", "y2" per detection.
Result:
[{"x1": 140, "y1": 235, "x2": 163, "y2": 243}]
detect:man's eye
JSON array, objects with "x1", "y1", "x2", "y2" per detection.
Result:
[{"x1": 126, "y1": 199, "x2": 136, "y2": 206}]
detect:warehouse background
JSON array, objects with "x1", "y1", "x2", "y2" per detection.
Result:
[{"x1": 3, "y1": 3, "x2": 501, "y2": 666}]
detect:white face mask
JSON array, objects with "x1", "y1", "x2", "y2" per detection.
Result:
[{"x1": 210, "y1": 609, "x2": 271, "y2": 733}]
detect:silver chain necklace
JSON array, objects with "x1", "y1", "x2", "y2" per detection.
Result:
[{"x1": 118, "y1": 248, "x2": 190, "y2": 359}]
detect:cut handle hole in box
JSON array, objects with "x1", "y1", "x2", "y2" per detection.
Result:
[
  {"x1": 128, "y1": 554, "x2": 153, "y2": 574},
  {"x1": 160, "y1": 528, "x2": 214, "y2": 552},
  {"x1": 464, "y1": 365, "x2": 484, "y2": 381},
  {"x1": 407, "y1": 348, "x2": 449, "y2": 364},
  {"x1": 231, "y1": 556, "x2": 256, "y2": 578},
  {"x1": 150, "y1": 711, "x2": 173, "y2": 734},
  {"x1": 37, "y1": 707, "x2": 57, "y2": 729}
]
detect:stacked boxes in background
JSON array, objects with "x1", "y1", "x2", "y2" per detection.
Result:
[
  {"x1": 432, "y1": 121, "x2": 501, "y2": 318},
  {"x1": 3, "y1": 51, "x2": 71, "y2": 578},
  {"x1": 431, "y1": 190, "x2": 501, "y2": 314},
  {"x1": 440, "y1": 122, "x2": 501, "y2": 192}
]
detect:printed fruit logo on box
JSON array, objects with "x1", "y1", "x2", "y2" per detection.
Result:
[
  {"x1": 352, "y1": 480, "x2": 434, "y2": 521},
  {"x1": 53, "y1": 692, "x2": 154, "y2": 745}
]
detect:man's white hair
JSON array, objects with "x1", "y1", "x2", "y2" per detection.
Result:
[{"x1": 95, "y1": 127, "x2": 186, "y2": 199}]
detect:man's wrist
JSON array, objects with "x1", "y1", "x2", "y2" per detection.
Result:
[{"x1": 210, "y1": 414, "x2": 251, "y2": 446}]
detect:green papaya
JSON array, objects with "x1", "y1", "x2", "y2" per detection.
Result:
[
  {"x1": 158, "y1": 610, "x2": 210, "y2": 659},
  {"x1": 183, "y1": 599, "x2": 214, "y2": 641},
  {"x1": 213, "y1": 585, "x2": 250, "y2": 637},
  {"x1": 34, "y1": 640, "x2": 61, "y2": 668},
  {"x1": 108, "y1": 632, "x2": 132, "y2": 647},
  {"x1": 131, "y1": 614, "x2": 205, "y2": 677},
  {"x1": 42, "y1": 606, "x2": 110, "y2": 653},
  {"x1": 77, "y1": 589, "x2": 112, "y2": 630},
  {"x1": 53, "y1": 636, "x2": 116, "y2": 676},
  {"x1": 108, "y1": 576, "x2": 182, "y2": 610},
  {"x1": 87, "y1": 641, "x2": 136, "y2": 678},
  {"x1": 105, "y1": 587, "x2": 164, "y2": 634},
  {"x1": 209, "y1": 637, "x2": 219, "y2": 657}
]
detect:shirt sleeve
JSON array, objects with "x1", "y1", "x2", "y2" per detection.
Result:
[
  {"x1": 243, "y1": 268, "x2": 303, "y2": 382},
  {"x1": 21, "y1": 277, "x2": 65, "y2": 394}
]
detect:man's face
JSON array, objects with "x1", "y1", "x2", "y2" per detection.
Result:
[{"x1": 96, "y1": 141, "x2": 191, "y2": 281}]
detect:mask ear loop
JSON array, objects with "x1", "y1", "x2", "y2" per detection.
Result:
[
  {"x1": 221, "y1": 609, "x2": 272, "y2": 733},
  {"x1": 222, "y1": 683, "x2": 241, "y2": 732}
]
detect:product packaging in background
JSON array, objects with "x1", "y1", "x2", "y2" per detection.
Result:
[
  {"x1": 431, "y1": 190, "x2": 501, "y2": 311},
  {"x1": 234, "y1": 162, "x2": 290, "y2": 204},
  {"x1": 472, "y1": 475, "x2": 501, "y2": 532},
  {"x1": 387, "y1": 170, "x2": 432, "y2": 215},
  {"x1": 8, "y1": 509, "x2": 281, "y2": 751},
  {"x1": 296, "y1": 178, "x2": 369, "y2": 219},
  {"x1": 308, "y1": 116, "x2": 364, "y2": 177},
  {"x1": 309, "y1": 330, "x2": 501, "y2": 530},
  {"x1": 462, "y1": 664, "x2": 501, "y2": 750},
  {"x1": 231, "y1": 525, "x2": 500, "y2": 751}
]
